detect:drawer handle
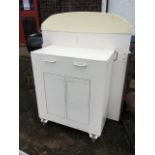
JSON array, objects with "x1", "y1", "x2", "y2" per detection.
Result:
[
  {"x1": 44, "y1": 59, "x2": 57, "y2": 63},
  {"x1": 73, "y1": 62, "x2": 87, "y2": 67},
  {"x1": 113, "y1": 51, "x2": 118, "y2": 61}
]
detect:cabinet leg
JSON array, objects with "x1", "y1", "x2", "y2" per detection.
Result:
[{"x1": 89, "y1": 134, "x2": 98, "y2": 142}]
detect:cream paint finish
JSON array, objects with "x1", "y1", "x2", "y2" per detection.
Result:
[{"x1": 42, "y1": 12, "x2": 132, "y2": 34}]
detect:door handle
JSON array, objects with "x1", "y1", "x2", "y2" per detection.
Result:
[
  {"x1": 44, "y1": 59, "x2": 57, "y2": 63},
  {"x1": 73, "y1": 62, "x2": 88, "y2": 67}
]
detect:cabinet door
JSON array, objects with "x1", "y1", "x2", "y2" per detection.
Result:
[
  {"x1": 44, "y1": 73, "x2": 66, "y2": 118},
  {"x1": 66, "y1": 77, "x2": 90, "y2": 124}
]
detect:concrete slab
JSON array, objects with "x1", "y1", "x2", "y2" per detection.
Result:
[{"x1": 19, "y1": 56, "x2": 135, "y2": 155}]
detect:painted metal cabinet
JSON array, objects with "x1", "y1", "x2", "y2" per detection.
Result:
[
  {"x1": 41, "y1": 12, "x2": 132, "y2": 121},
  {"x1": 31, "y1": 46, "x2": 114, "y2": 140},
  {"x1": 31, "y1": 12, "x2": 132, "y2": 140}
]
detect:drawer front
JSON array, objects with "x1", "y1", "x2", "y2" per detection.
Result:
[{"x1": 38, "y1": 54, "x2": 106, "y2": 79}]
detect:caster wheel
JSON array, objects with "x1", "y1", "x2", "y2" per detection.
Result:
[
  {"x1": 41, "y1": 122, "x2": 47, "y2": 126},
  {"x1": 41, "y1": 118, "x2": 48, "y2": 126},
  {"x1": 91, "y1": 138, "x2": 96, "y2": 142},
  {"x1": 89, "y1": 134, "x2": 98, "y2": 142}
]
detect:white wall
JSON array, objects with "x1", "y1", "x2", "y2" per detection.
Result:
[
  {"x1": 102, "y1": 0, "x2": 107, "y2": 12},
  {"x1": 102, "y1": 0, "x2": 135, "y2": 34}
]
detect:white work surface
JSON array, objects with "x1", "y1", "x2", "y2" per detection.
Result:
[{"x1": 34, "y1": 45, "x2": 115, "y2": 61}]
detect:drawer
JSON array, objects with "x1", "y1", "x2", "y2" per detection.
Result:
[{"x1": 36, "y1": 54, "x2": 107, "y2": 79}]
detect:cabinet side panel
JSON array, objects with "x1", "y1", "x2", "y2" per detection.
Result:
[
  {"x1": 101, "y1": 59, "x2": 114, "y2": 131},
  {"x1": 31, "y1": 53, "x2": 48, "y2": 119},
  {"x1": 107, "y1": 56, "x2": 128, "y2": 121}
]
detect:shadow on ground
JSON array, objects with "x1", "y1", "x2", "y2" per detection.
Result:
[{"x1": 19, "y1": 56, "x2": 135, "y2": 155}]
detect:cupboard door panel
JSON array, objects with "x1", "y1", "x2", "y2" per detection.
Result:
[
  {"x1": 66, "y1": 77, "x2": 90, "y2": 124},
  {"x1": 44, "y1": 73, "x2": 66, "y2": 118}
]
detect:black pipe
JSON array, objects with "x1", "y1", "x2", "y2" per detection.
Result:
[{"x1": 106, "y1": 0, "x2": 109, "y2": 12}]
